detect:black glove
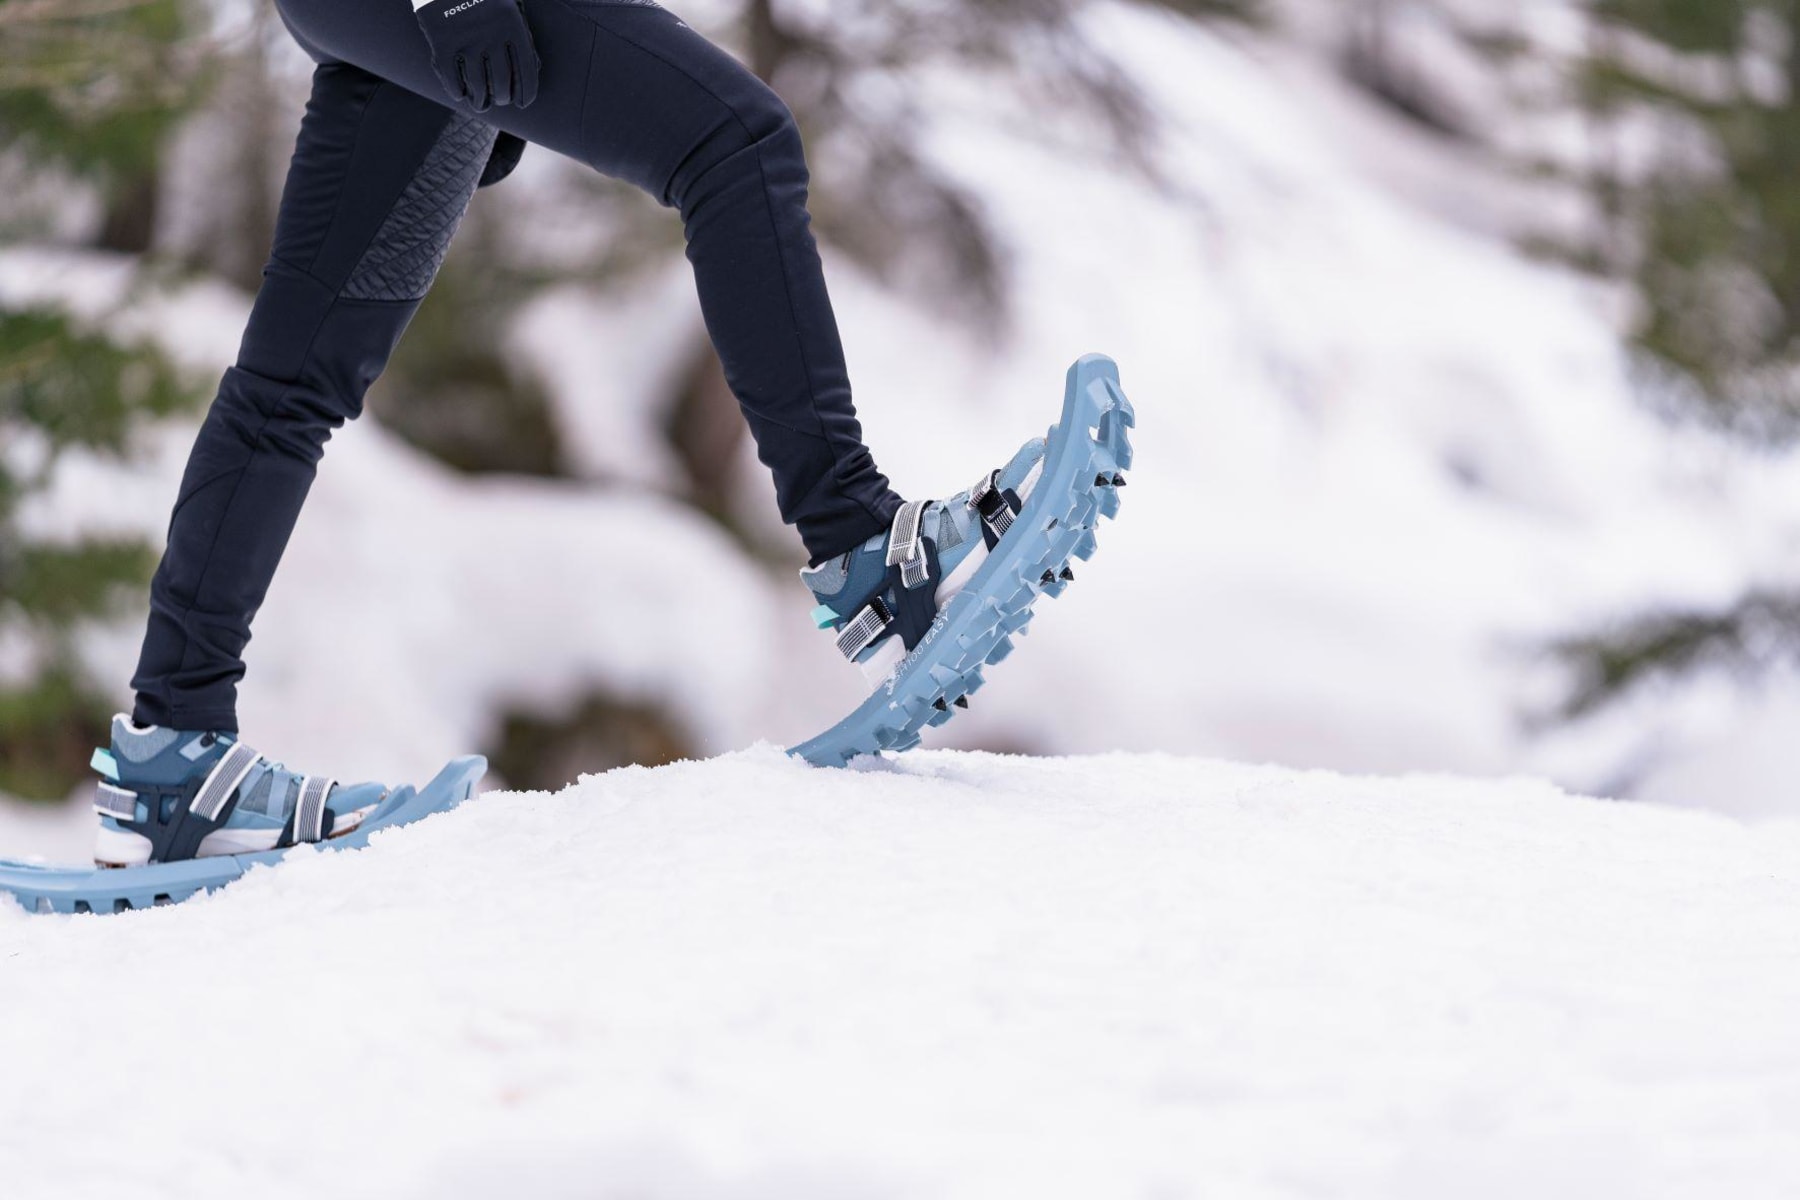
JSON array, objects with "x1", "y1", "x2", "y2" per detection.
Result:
[{"x1": 413, "y1": 0, "x2": 541, "y2": 114}]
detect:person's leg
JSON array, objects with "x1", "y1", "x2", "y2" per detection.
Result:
[
  {"x1": 131, "y1": 61, "x2": 496, "y2": 731},
  {"x1": 274, "y1": 0, "x2": 904, "y2": 563}
]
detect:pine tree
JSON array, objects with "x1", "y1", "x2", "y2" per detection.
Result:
[
  {"x1": 1549, "y1": 2, "x2": 1800, "y2": 731},
  {"x1": 0, "y1": 307, "x2": 196, "y2": 799},
  {"x1": 0, "y1": 0, "x2": 210, "y2": 251},
  {"x1": 0, "y1": 0, "x2": 207, "y2": 799}
]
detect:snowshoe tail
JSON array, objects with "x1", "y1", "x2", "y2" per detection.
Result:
[
  {"x1": 0, "y1": 755, "x2": 486, "y2": 916},
  {"x1": 790, "y1": 354, "x2": 1136, "y2": 767}
]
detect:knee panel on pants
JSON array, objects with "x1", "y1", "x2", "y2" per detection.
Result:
[{"x1": 341, "y1": 113, "x2": 498, "y2": 302}]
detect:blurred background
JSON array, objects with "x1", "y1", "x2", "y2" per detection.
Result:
[{"x1": 3, "y1": 0, "x2": 1799, "y2": 853}]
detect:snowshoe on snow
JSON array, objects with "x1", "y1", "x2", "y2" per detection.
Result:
[
  {"x1": 0, "y1": 717, "x2": 485, "y2": 915},
  {"x1": 790, "y1": 353, "x2": 1135, "y2": 767}
]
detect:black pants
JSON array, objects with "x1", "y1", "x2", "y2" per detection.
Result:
[{"x1": 132, "y1": 0, "x2": 901, "y2": 732}]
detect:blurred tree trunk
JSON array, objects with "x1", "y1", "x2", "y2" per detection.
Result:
[
  {"x1": 185, "y1": 3, "x2": 287, "y2": 292},
  {"x1": 96, "y1": 168, "x2": 160, "y2": 254},
  {"x1": 1340, "y1": 0, "x2": 1470, "y2": 137},
  {"x1": 222, "y1": 5, "x2": 285, "y2": 293},
  {"x1": 660, "y1": 0, "x2": 797, "y2": 554},
  {"x1": 746, "y1": 0, "x2": 787, "y2": 79}
]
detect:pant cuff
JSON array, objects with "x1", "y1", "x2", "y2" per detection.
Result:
[{"x1": 133, "y1": 697, "x2": 240, "y2": 736}]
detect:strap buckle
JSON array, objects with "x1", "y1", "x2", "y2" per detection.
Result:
[
  {"x1": 885, "y1": 500, "x2": 933, "y2": 590},
  {"x1": 970, "y1": 469, "x2": 1015, "y2": 541},
  {"x1": 835, "y1": 597, "x2": 893, "y2": 661}
]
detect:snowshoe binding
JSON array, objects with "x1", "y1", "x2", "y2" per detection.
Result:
[
  {"x1": 790, "y1": 353, "x2": 1135, "y2": 767},
  {"x1": 0, "y1": 717, "x2": 485, "y2": 915}
]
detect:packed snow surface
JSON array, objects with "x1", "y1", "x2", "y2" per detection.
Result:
[{"x1": 2, "y1": 750, "x2": 1796, "y2": 1199}]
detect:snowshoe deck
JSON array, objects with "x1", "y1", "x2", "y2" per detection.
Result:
[
  {"x1": 790, "y1": 354, "x2": 1135, "y2": 768},
  {"x1": 0, "y1": 755, "x2": 486, "y2": 915}
]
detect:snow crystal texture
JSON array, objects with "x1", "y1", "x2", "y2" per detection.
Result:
[{"x1": 1, "y1": 750, "x2": 1795, "y2": 1199}]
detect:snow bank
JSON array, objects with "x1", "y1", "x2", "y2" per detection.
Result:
[{"x1": 2, "y1": 751, "x2": 1795, "y2": 1199}]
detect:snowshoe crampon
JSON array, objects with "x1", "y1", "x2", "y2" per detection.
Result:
[
  {"x1": 790, "y1": 353, "x2": 1136, "y2": 768},
  {"x1": 0, "y1": 756, "x2": 486, "y2": 916}
]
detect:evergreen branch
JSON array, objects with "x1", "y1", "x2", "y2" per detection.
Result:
[
  {"x1": 0, "y1": 665, "x2": 115, "y2": 801},
  {"x1": 0, "y1": 539, "x2": 156, "y2": 624},
  {"x1": 1548, "y1": 590, "x2": 1800, "y2": 721},
  {"x1": 0, "y1": 306, "x2": 196, "y2": 456},
  {"x1": 0, "y1": 0, "x2": 165, "y2": 29}
]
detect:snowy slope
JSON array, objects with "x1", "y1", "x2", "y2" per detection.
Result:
[{"x1": 2, "y1": 752, "x2": 1797, "y2": 1200}]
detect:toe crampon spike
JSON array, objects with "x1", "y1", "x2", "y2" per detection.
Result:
[{"x1": 789, "y1": 354, "x2": 1135, "y2": 768}]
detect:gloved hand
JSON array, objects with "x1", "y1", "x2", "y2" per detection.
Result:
[{"x1": 413, "y1": 0, "x2": 541, "y2": 114}]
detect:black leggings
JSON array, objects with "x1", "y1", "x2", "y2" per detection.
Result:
[{"x1": 132, "y1": 0, "x2": 900, "y2": 732}]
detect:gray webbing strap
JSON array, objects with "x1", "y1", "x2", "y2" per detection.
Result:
[
  {"x1": 189, "y1": 742, "x2": 260, "y2": 822},
  {"x1": 836, "y1": 602, "x2": 892, "y2": 661},
  {"x1": 294, "y1": 775, "x2": 334, "y2": 844},
  {"x1": 94, "y1": 782, "x2": 138, "y2": 821},
  {"x1": 886, "y1": 500, "x2": 932, "y2": 590}
]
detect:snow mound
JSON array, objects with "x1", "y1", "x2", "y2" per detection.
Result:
[{"x1": 2, "y1": 751, "x2": 1796, "y2": 1199}]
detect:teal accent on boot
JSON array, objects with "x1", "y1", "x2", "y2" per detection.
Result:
[
  {"x1": 789, "y1": 353, "x2": 1135, "y2": 766},
  {"x1": 810, "y1": 604, "x2": 841, "y2": 630},
  {"x1": 90, "y1": 749, "x2": 119, "y2": 781},
  {"x1": 800, "y1": 435, "x2": 1048, "y2": 665}
]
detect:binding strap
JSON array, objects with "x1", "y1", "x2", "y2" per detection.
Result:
[
  {"x1": 292, "y1": 775, "x2": 335, "y2": 845},
  {"x1": 836, "y1": 596, "x2": 894, "y2": 662},
  {"x1": 94, "y1": 782, "x2": 138, "y2": 821},
  {"x1": 189, "y1": 742, "x2": 261, "y2": 822},
  {"x1": 885, "y1": 501, "x2": 932, "y2": 591},
  {"x1": 970, "y1": 470, "x2": 1015, "y2": 544}
]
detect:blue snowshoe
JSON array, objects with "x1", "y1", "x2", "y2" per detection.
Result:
[
  {"x1": 790, "y1": 353, "x2": 1135, "y2": 767},
  {"x1": 0, "y1": 717, "x2": 485, "y2": 915}
]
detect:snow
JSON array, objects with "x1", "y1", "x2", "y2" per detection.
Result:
[{"x1": 2, "y1": 750, "x2": 1797, "y2": 1199}]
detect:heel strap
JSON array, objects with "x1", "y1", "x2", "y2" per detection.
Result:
[{"x1": 282, "y1": 775, "x2": 337, "y2": 847}]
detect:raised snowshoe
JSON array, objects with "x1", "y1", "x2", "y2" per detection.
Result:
[{"x1": 789, "y1": 353, "x2": 1135, "y2": 767}]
